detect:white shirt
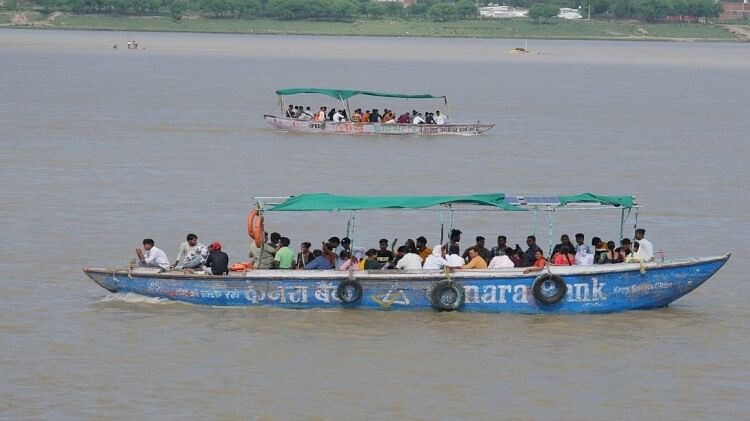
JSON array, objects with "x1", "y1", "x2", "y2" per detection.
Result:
[
  {"x1": 635, "y1": 238, "x2": 654, "y2": 262},
  {"x1": 396, "y1": 253, "x2": 423, "y2": 270},
  {"x1": 176, "y1": 241, "x2": 203, "y2": 266},
  {"x1": 413, "y1": 115, "x2": 425, "y2": 124},
  {"x1": 488, "y1": 255, "x2": 515, "y2": 269},
  {"x1": 142, "y1": 246, "x2": 170, "y2": 270},
  {"x1": 446, "y1": 254, "x2": 465, "y2": 267},
  {"x1": 299, "y1": 111, "x2": 312, "y2": 121},
  {"x1": 435, "y1": 114, "x2": 447, "y2": 125},
  {"x1": 333, "y1": 112, "x2": 345, "y2": 122},
  {"x1": 423, "y1": 255, "x2": 448, "y2": 269}
]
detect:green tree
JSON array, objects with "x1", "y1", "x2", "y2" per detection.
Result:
[
  {"x1": 455, "y1": 0, "x2": 477, "y2": 19},
  {"x1": 167, "y1": 0, "x2": 186, "y2": 20},
  {"x1": 528, "y1": 3, "x2": 558, "y2": 23},
  {"x1": 428, "y1": 2, "x2": 455, "y2": 21},
  {"x1": 633, "y1": 0, "x2": 671, "y2": 20},
  {"x1": 365, "y1": 1, "x2": 384, "y2": 18}
]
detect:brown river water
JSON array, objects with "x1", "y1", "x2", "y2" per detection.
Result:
[{"x1": 1, "y1": 29, "x2": 749, "y2": 419}]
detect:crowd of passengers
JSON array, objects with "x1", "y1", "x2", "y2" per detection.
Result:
[
  {"x1": 284, "y1": 104, "x2": 449, "y2": 125},
  {"x1": 135, "y1": 228, "x2": 655, "y2": 276}
]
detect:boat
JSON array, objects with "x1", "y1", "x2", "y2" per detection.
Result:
[
  {"x1": 263, "y1": 88, "x2": 494, "y2": 136},
  {"x1": 84, "y1": 193, "x2": 730, "y2": 314}
]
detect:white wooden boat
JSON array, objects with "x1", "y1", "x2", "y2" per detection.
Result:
[{"x1": 264, "y1": 88, "x2": 494, "y2": 136}]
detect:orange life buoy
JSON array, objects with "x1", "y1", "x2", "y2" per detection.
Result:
[{"x1": 247, "y1": 209, "x2": 264, "y2": 248}]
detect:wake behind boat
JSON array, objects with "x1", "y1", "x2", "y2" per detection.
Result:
[
  {"x1": 263, "y1": 88, "x2": 494, "y2": 136},
  {"x1": 84, "y1": 193, "x2": 729, "y2": 313}
]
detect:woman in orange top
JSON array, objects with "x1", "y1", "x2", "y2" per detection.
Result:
[
  {"x1": 551, "y1": 245, "x2": 576, "y2": 266},
  {"x1": 361, "y1": 110, "x2": 370, "y2": 123},
  {"x1": 523, "y1": 249, "x2": 547, "y2": 274}
]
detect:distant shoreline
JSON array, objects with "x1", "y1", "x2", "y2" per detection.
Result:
[{"x1": 1, "y1": 12, "x2": 748, "y2": 42}]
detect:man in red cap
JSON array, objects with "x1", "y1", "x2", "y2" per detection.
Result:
[{"x1": 204, "y1": 241, "x2": 229, "y2": 275}]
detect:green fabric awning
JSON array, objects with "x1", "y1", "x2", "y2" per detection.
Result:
[
  {"x1": 557, "y1": 193, "x2": 634, "y2": 208},
  {"x1": 275, "y1": 88, "x2": 446, "y2": 101},
  {"x1": 268, "y1": 193, "x2": 523, "y2": 212}
]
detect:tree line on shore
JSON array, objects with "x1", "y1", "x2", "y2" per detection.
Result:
[{"x1": 3, "y1": 0, "x2": 722, "y2": 23}]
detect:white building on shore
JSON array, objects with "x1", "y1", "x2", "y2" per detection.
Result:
[
  {"x1": 558, "y1": 7, "x2": 583, "y2": 19},
  {"x1": 479, "y1": 5, "x2": 529, "y2": 18}
]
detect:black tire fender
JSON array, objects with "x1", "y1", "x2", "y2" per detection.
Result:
[
  {"x1": 336, "y1": 280, "x2": 363, "y2": 304},
  {"x1": 430, "y1": 280, "x2": 464, "y2": 311},
  {"x1": 532, "y1": 274, "x2": 567, "y2": 304}
]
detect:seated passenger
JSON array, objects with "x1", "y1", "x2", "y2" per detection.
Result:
[
  {"x1": 397, "y1": 112, "x2": 411, "y2": 124},
  {"x1": 204, "y1": 242, "x2": 229, "y2": 275},
  {"x1": 305, "y1": 249, "x2": 332, "y2": 270},
  {"x1": 592, "y1": 236, "x2": 607, "y2": 264},
  {"x1": 552, "y1": 244, "x2": 576, "y2": 266},
  {"x1": 395, "y1": 246, "x2": 423, "y2": 270},
  {"x1": 338, "y1": 251, "x2": 358, "y2": 271},
  {"x1": 523, "y1": 249, "x2": 547, "y2": 274},
  {"x1": 296, "y1": 242, "x2": 313, "y2": 269},
  {"x1": 423, "y1": 244, "x2": 449, "y2": 269},
  {"x1": 175, "y1": 233, "x2": 206, "y2": 269},
  {"x1": 435, "y1": 110, "x2": 447, "y2": 125},
  {"x1": 351, "y1": 109, "x2": 362, "y2": 122},
  {"x1": 177, "y1": 235, "x2": 208, "y2": 270},
  {"x1": 362, "y1": 110, "x2": 370, "y2": 123},
  {"x1": 425, "y1": 112, "x2": 436, "y2": 124},
  {"x1": 315, "y1": 107, "x2": 327, "y2": 121},
  {"x1": 285, "y1": 104, "x2": 295, "y2": 118},
  {"x1": 273, "y1": 237, "x2": 295, "y2": 269},
  {"x1": 446, "y1": 245, "x2": 466, "y2": 267},
  {"x1": 327, "y1": 107, "x2": 336, "y2": 121},
  {"x1": 249, "y1": 232, "x2": 276, "y2": 269},
  {"x1": 412, "y1": 113, "x2": 426, "y2": 124},
  {"x1": 321, "y1": 242, "x2": 337, "y2": 268},
  {"x1": 618, "y1": 238, "x2": 632, "y2": 262},
  {"x1": 488, "y1": 249, "x2": 515, "y2": 269},
  {"x1": 363, "y1": 248, "x2": 381, "y2": 270},
  {"x1": 552, "y1": 234, "x2": 573, "y2": 256},
  {"x1": 376, "y1": 238, "x2": 394, "y2": 268},
  {"x1": 136, "y1": 238, "x2": 170, "y2": 271},
  {"x1": 333, "y1": 109, "x2": 345, "y2": 122},
  {"x1": 416, "y1": 236, "x2": 432, "y2": 262},
  {"x1": 575, "y1": 245, "x2": 594, "y2": 266},
  {"x1": 299, "y1": 107, "x2": 313, "y2": 121},
  {"x1": 369, "y1": 109, "x2": 382, "y2": 123},
  {"x1": 604, "y1": 241, "x2": 621, "y2": 263},
  {"x1": 462, "y1": 247, "x2": 488, "y2": 269}
]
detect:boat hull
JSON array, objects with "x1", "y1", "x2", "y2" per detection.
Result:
[
  {"x1": 264, "y1": 115, "x2": 494, "y2": 136},
  {"x1": 84, "y1": 254, "x2": 729, "y2": 314}
]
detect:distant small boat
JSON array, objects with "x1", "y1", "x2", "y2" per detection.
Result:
[{"x1": 263, "y1": 88, "x2": 494, "y2": 136}]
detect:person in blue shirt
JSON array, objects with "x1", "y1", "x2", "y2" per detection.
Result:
[{"x1": 304, "y1": 249, "x2": 333, "y2": 270}]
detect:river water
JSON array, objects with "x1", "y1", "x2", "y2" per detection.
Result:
[{"x1": 1, "y1": 29, "x2": 748, "y2": 419}]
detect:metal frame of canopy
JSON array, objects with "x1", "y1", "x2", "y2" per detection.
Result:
[
  {"x1": 275, "y1": 88, "x2": 449, "y2": 122},
  {"x1": 251, "y1": 194, "x2": 640, "y2": 257}
]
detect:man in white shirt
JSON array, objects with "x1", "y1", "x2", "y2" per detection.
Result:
[
  {"x1": 395, "y1": 246, "x2": 423, "y2": 270},
  {"x1": 633, "y1": 228, "x2": 654, "y2": 262},
  {"x1": 435, "y1": 111, "x2": 447, "y2": 125},
  {"x1": 488, "y1": 253, "x2": 515, "y2": 269},
  {"x1": 333, "y1": 110, "x2": 346, "y2": 122},
  {"x1": 136, "y1": 239, "x2": 170, "y2": 271},
  {"x1": 412, "y1": 113, "x2": 426, "y2": 124},
  {"x1": 445, "y1": 244, "x2": 466, "y2": 267},
  {"x1": 175, "y1": 233, "x2": 207, "y2": 269},
  {"x1": 299, "y1": 107, "x2": 313, "y2": 120}
]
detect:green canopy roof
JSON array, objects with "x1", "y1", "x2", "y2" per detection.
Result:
[
  {"x1": 265, "y1": 193, "x2": 635, "y2": 212},
  {"x1": 557, "y1": 193, "x2": 634, "y2": 208},
  {"x1": 275, "y1": 88, "x2": 446, "y2": 101},
  {"x1": 268, "y1": 193, "x2": 522, "y2": 212}
]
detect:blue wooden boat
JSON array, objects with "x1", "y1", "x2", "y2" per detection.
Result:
[{"x1": 84, "y1": 193, "x2": 730, "y2": 313}]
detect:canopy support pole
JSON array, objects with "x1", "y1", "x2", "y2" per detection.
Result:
[
  {"x1": 345, "y1": 211, "x2": 354, "y2": 239},
  {"x1": 348, "y1": 211, "x2": 357, "y2": 258},
  {"x1": 345, "y1": 99, "x2": 351, "y2": 121},
  {"x1": 619, "y1": 208, "x2": 625, "y2": 242},
  {"x1": 633, "y1": 207, "x2": 639, "y2": 234},
  {"x1": 439, "y1": 207, "x2": 445, "y2": 245},
  {"x1": 448, "y1": 205, "x2": 454, "y2": 235},
  {"x1": 532, "y1": 208, "x2": 538, "y2": 237},
  {"x1": 547, "y1": 207, "x2": 554, "y2": 257},
  {"x1": 278, "y1": 95, "x2": 284, "y2": 115}
]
